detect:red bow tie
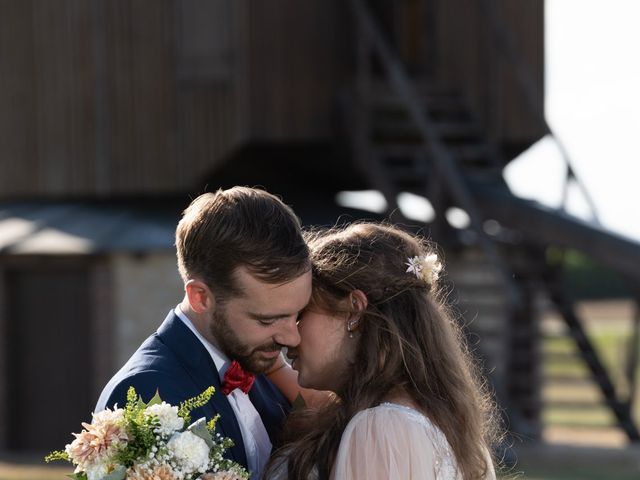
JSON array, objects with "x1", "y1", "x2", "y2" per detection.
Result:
[{"x1": 222, "y1": 360, "x2": 255, "y2": 395}]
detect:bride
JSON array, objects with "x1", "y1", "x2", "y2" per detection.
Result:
[{"x1": 264, "y1": 223, "x2": 499, "y2": 480}]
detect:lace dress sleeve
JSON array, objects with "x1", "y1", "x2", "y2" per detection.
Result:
[{"x1": 330, "y1": 404, "x2": 463, "y2": 480}]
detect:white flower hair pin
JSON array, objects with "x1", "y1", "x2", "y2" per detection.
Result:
[{"x1": 405, "y1": 254, "x2": 442, "y2": 285}]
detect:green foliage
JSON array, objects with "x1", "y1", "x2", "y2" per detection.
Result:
[
  {"x1": 207, "y1": 413, "x2": 220, "y2": 433},
  {"x1": 546, "y1": 248, "x2": 632, "y2": 299},
  {"x1": 44, "y1": 451, "x2": 69, "y2": 463},
  {"x1": 115, "y1": 387, "x2": 160, "y2": 467},
  {"x1": 178, "y1": 386, "x2": 215, "y2": 425},
  {"x1": 67, "y1": 473, "x2": 88, "y2": 480}
]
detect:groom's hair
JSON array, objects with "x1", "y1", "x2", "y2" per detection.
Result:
[{"x1": 175, "y1": 186, "x2": 310, "y2": 298}]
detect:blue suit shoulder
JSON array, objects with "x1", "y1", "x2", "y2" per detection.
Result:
[{"x1": 96, "y1": 331, "x2": 202, "y2": 411}]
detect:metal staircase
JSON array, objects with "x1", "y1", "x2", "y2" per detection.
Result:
[{"x1": 347, "y1": 0, "x2": 640, "y2": 443}]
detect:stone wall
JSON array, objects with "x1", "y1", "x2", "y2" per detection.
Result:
[{"x1": 110, "y1": 252, "x2": 183, "y2": 367}]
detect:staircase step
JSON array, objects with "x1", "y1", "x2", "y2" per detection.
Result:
[
  {"x1": 372, "y1": 143, "x2": 429, "y2": 160},
  {"x1": 368, "y1": 79, "x2": 457, "y2": 99},
  {"x1": 371, "y1": 142, "x2": 499, "y2": 170},
  {"x1": 544, "y1": 399, "x2": 605, "y2": 410},
  {"x1": 386, "y1": 171, "x2": 429, "y2": 188},
  {"x1": 544, "y1": 351, "x2": 582, "y2": 363},
  {"x1": 369, "y1": 152, "x2": 429, "y2": 185},
  {"x1": 448, "y1": 268, "x2": 503, "y2": 285},
  {"x1": 370, "y1": 96, "x2": 471, "y2": 122},
  {"x1": 456, "y1": 294, "x2": 506, "y2": 307},
  {"x1": 462, "y1": 167, "x2": 505, "y2": 182},
  {"x1": 543, "y1": 374, "x2": 593, "y2": 386},
  {"x1": 450, "y1": 143, "x2": 495, "y2": 163},
  {"x1": 372, "y1": 119, "x2": 482, "y2": 143}
]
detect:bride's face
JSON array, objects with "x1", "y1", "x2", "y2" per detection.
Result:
[{"x1": 287, "y1": 300, "x2": 354, "y2": 392}]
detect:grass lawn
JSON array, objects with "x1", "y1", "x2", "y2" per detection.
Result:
[
  {"x1": 503, "y1": 466, "x2": 640, "y2": 480},
  {"x1": 541, "y1": 300, "x2": 640, "y2": 438},
  {"x1": 502, "y1": 443, "x2": 640, "y2": 480}
]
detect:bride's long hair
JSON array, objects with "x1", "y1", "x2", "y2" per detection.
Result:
[{"x1": 267, "y1": 223, "x2": 500, "y2": 480}]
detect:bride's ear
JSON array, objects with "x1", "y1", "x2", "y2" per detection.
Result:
[
  {"x1": 347, "y1": 290, "x2": 369, "y2": 338},
  {"x1": 347, "y1": 289, "x2": 368, "y2": 329},
  {"x1": 351, "y1": 289, "x2": 368, "y2": 312}
]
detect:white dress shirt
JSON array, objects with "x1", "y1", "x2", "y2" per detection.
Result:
[{"x1": 175, "y1": 306, "x2": 272, "y2": 480}]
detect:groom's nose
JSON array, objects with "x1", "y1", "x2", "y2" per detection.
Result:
[{"x1": 274, "y1": 315, "x2": 301, "y2": 348}]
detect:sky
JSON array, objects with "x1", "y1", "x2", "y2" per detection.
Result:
[{"x1": 504, "y1": 0, "x2": 640, "y2": 241}]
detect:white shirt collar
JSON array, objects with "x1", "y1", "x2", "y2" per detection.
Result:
[
  {"x1": 174, "y1": 307, "x2": 271, "y2": 478},
  {"x1": 174, "y1": 304, "x2": 231, "y2": 380}
]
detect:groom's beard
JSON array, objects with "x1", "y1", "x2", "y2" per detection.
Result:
[{"x1": 208, "y1": 307, "x2": 281, "y2": 375}]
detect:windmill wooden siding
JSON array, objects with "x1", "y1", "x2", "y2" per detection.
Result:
[
  {"x1": 0, "y1": 0, "x2": 544, "y2": 197},
  {"x1": 433, "y1": 0, "x2": 544, "y2": 148}
]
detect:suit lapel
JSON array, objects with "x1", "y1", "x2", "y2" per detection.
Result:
[{"x1": 156, "y1": 312, "x2": 248, "y2": 467}]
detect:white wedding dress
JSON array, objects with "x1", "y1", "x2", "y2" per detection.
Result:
[{"x1": 268, "y1": 402, "x2": 496, "y2": 480}]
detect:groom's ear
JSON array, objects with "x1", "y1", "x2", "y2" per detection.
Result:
[{"x1": 185, "y1": 279, "x2": 216, "y2": 313}]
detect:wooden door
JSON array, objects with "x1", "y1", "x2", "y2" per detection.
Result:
[{"x1": 3, "y1": 262, "x2": 93, "y2": 453}]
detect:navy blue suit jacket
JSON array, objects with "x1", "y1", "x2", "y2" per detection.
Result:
[{"x1": 95, "y1": 311, "x2": 290, "y2": 470}]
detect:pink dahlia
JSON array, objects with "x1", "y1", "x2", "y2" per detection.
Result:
[
  {"x1": 127, "y1": 464, "x2": 178, "y2": 480},
  {"x1": 65, "y1": 410, "x2": 128, "y2": 469}
]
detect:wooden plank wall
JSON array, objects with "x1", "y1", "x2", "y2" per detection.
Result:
[
  {"x1": 0, "y1": 0, "x2": 96, "y2": 196},
  {"x1": 0, "y1": 0, "x2": 543, "y2": 197},
  {"x1": 102, "y1": 0, "x2": 178, "y2": 194},
  {"x1": 433, "y1": 0, "x2": 545, "y2": 146},
  {"x1": 242, "y1": 0, "x2": 351, "y2": 141},
  {"x1": 0, "y1": 0, "x2": 240, "y2": 196},
  {"x1": 0, "y1": 0, "x2": 352, "y2": 197}
]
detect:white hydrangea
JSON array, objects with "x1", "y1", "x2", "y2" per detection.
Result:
[
  {"x1": 144, "y1": 402, "x2": 184, "y2": 436},
  {"x1": 85, "y1": 462, "x2": 114, "y2": 480},
  {"x1": 92, "y1": 407, "x2": 125, "y2": 426},
  {"x1": 167, "y1": 431, "x2": 210, "y2": 474}
]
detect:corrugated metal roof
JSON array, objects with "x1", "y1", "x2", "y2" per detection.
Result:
[
  {"x1": 0, "y1": 193, "x2": 382, "y2": 255},
  {"x1": 0, "y1": 200, "x2": 181, "y2": 255}
]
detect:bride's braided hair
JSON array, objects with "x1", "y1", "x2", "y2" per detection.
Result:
[{"x1": 267, "y1": 222, "x2": 499, "y2": 480}]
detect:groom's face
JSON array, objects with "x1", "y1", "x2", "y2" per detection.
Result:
[{"x1": 208, "y1": 266, "x2": 312, "y2": 374}]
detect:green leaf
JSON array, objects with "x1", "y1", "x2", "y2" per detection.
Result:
[
  {"x1": 146, "y1": 389, "x2": 163, "y2": 407},
  {"x1": 188, "y1": 417, "x2": 214, "y2": 448},
  {"x1": 66, "y1": 473, "x2": 87, "y2": 480}
]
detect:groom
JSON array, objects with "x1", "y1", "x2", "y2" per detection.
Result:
[{"x1": 96, "y1": 187, "x2": 312, "y2": 479}]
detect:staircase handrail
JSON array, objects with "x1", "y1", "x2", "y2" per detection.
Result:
[
  {"x1": 350, "y1": 0, "x2": 544, "y2": 441},
  {"x1": 472, "y1": 182, "x2": 640, "y2": 283},
  {"x1": 350, "y1": 0, "x2": 521, "y2": 305}
]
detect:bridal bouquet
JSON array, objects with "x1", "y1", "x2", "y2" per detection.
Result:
[{"x1": 45, "y1": 386, "x2": 249, "y2": 480}]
